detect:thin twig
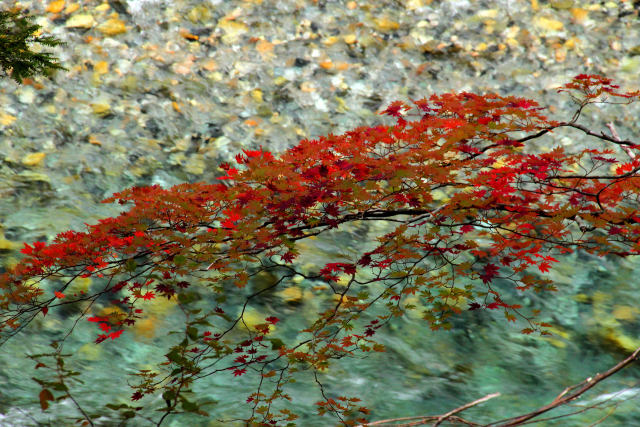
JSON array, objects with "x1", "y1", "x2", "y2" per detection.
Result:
[
  {"x1": 356, "y1": 393, "x2": 499, "y2": 427},
  {"x1": 606, "y1": 122, "x2": 635, "y2": 159},
  {"x1": 434, "y1": 393, "x2": 501, "y2": 426},
  {"x1": 488, "y1": 345, "x2": 640, "y2": 426}
]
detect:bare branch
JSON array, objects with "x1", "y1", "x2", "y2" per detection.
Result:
[
  {"x1": 607, "y1": 122, "x2": 635, "y2": 159},
  {"x1": 360, "y1": 346, "x2": 640, "y2": 427},
  {"x1": 488, "y1": 345, "x2": 640, "y2": 426},
  {"x1": 356, "y1": 393, "x2": 500, "y2": 426}
]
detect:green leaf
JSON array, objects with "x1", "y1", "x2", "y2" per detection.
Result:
[
  {"x1": 268, "y1": 338, "x2": 285, "y2": 350},
  {"x1": 0, "y1": 9, "x2": 67, "y2": 83},
  {"x1": 162, "y1": 390, "x2": 176, "y2": 402},
  {"x1": 174, "y1": 255, "x2": 186, "y2": 266},
  {"x1": 105, "y1": 403, "x2": 130, "y2": 410},
  {"x1": 122, "y1": 411, "x2": 136, "y2": 419},
  {"x1": 125, "y1": 258, "x2": 137, "y2": 272},
  {"x1": 51, "y1": 382, "x2": 68, "y2": 392},
  {"x1": 166, "y1": 349, "x2": 182, "y2": 364},
  {"x1": 181, "y1": 398, "x2": 198, "y2": 412},
  {"x1": 187, "y1": 326, "x2": 198, "y2": 341}
]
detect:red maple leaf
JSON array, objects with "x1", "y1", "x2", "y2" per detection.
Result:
[
  {"x1": 479, "y1": 263, "x2": 499, "y2": 284},
  {"x1": 233, "y1": 368, "x2": 247, "y2": 377},
  {"x1": 460, "y1": 224, "x2": 474, "y2": 233},
  {"x1": 280, "y1": 251, "x2": 297, "y2": 263},
  {"x1": 142, "y1": 291, "x2": 155, "y2": 300},
  {"x1": 538, "y1": 261, "x2": 551, "y2": 273}
]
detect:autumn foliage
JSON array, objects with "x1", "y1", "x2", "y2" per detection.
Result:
[{"x1": 1, "y1": 74, "x2": 640, "y2": 425}]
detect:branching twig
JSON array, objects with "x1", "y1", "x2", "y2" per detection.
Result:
[
  {"x1": 360, "y1": 346, "x2": 640, "y2": 427},
  {"x1": 356, "y1": 393, "x2": 499, "y2": 426},
  {"x1": 607, "y1": 122, "x2": 635, "y2": 159}
]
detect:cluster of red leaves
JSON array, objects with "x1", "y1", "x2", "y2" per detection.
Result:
[{"x1": 1, "y1": 75, "x2": 640, "y2": 426}]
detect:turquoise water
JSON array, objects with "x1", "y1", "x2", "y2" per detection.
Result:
[{"x1": 2, "y1": 217, "x2": 640, "y2": 426}]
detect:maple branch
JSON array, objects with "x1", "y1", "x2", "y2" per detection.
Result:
[{"x1": 561, "y1": 122, "x2": 637, "y2": 147}]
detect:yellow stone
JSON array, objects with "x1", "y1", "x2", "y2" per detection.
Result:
[
  {"x1": 477, "y1": 9, "x2": 498, "y2": 19},
  {"x1": 0, "y1": 233, "x2": 19, "y2": 251},
  {"x1": 46, "y1": 0, "x2": 65, "y2": 13},
  {"x1": 475, "y1": 42, "x2": 488, "y2": 52},
  {"x1": 185, "y1": 154, "x2": 205, "y2": 175},
  {"x1": 343, "y1": 34, "x2": 357, "y2": 44},
  {"x1": 78, "y1": 342, "x2": 101, "y2": 360},
  {"x1": 256, "y1": 39, "x2": 274, "y2": 55},
  {"x1": 373, "y1": 17, "x2": 400, "y2": 32},
  {"x1": 64, "y1": 3, "x2": 80, "y2": 14},
  {"x1": 604, "y1": 329, "x2": 640, "y2": 353},
  {"x1": 218, "y1": 19, "x2": 248, "y2": 43},
  {"x1": 530, "y1": 0, "x2": 539, "y2": 10},
  {"x1": 0, "y1": 112, "x2": 16, "y2": 126},
  {"x1": 573, "y1": 293, "x2": 589, "y2": 303},
  {"x1": 273, "y1": 76, "x2": 287, "y2": 85},
  {"x1": 22, "y1": 152, "x2": 46, "y2": 167},
  {"x1": 91, "y1": 102, "x2": 111, "y2": 115},
  {"x1": 88, "y1": 134, "x2": 102, "y2": 146},
  {"x1": 564, "y1": 37, "x2": 578, "y2": 49},
  {"x1": 97, "y1": 18, "x2": 126, "y2": 36},
  {"x1": 570, "y1": 8, "x2": 588, "y2": 23},
  {"x1": 546, "y1": 338, "x2": 567, "y2": 348},
  {"x1": 405, "y1": 0, "x2": 425, "y2": 10},
  {"x1": 202, "y1": 58, "x2": 217, "y2": 71},
  {"x1": 242, "y1": 307, "x2": 274, "y2": 332},
  {"x1": 133, "y1": 316, "x2": 157, "y2": 339},
  {"x1": 94, "y1": 3, "x2": 110, "y2": 12},
  {"x1": 251, "y1": 89, "x2": 263, "y2": 103},
  {"x1": 93, "y1": 60, "x2": 109, "y2": 74},
  {"x1": 65, "y1": 14, "x2": 95, "y2": 29},
  {"x1": 534, "y1": 17, "x2": 564, "y2": 32},
  {"x1": 612, "y1": 305, "x2": 637, "y2": 320},
  {"x1": 323, "y1": 36, "x2": 340, "y2": 46},
  {"x1": 550, "y1": 0, "x2": 574, "y2": 9},
  {"x1": 300, "y1": 81, "x2": 316, "y2": 92},
  {"x1": 277, "y1": 286, "x2": 303, "y2": 303},
  {"x1": 73, "y1": 276, "x2": 92, "y2": 293}
]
